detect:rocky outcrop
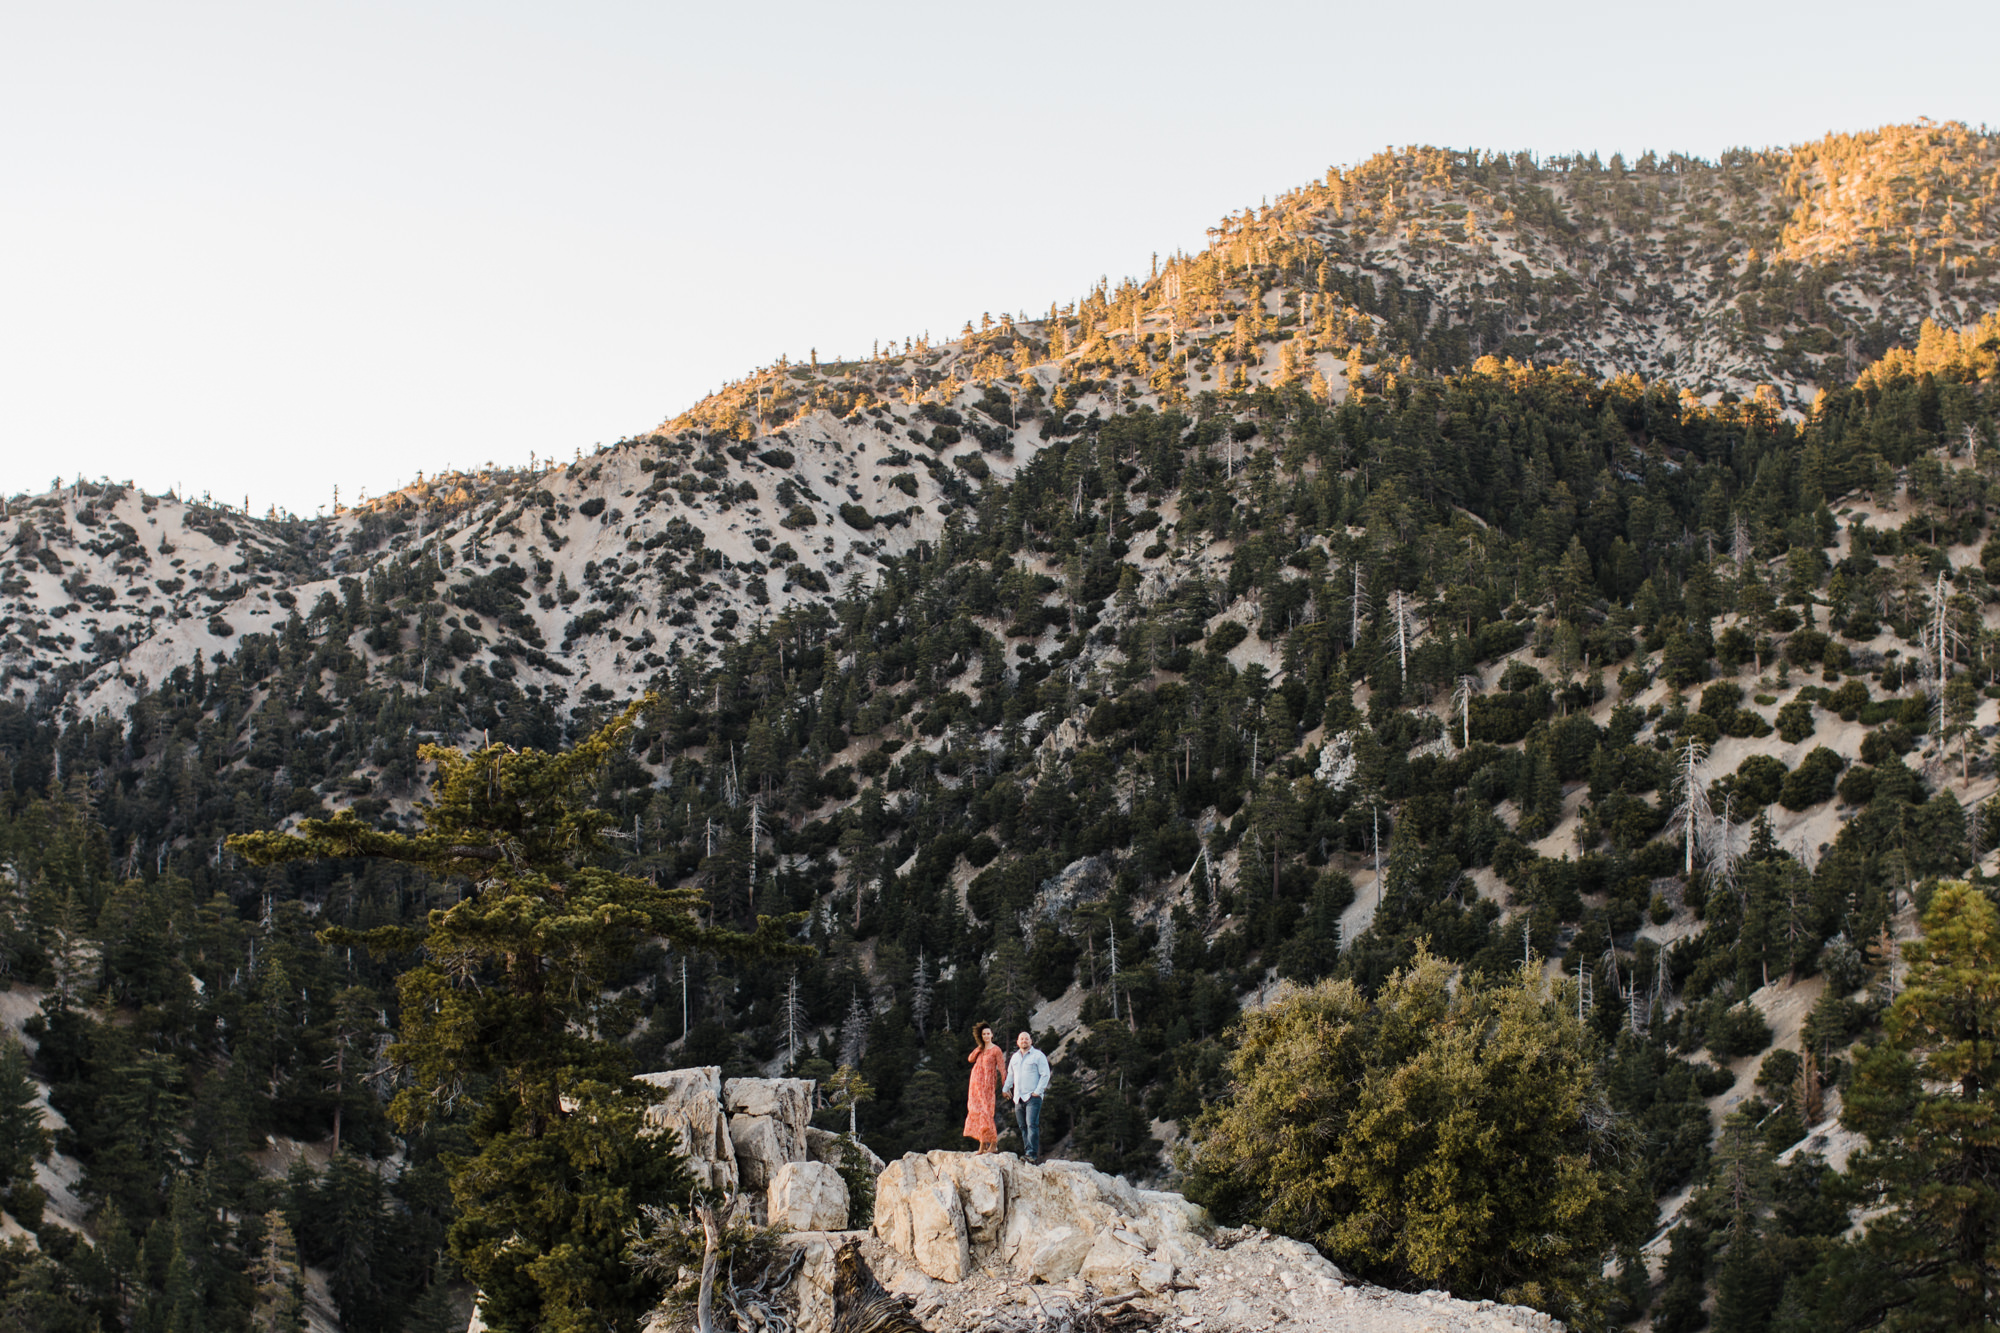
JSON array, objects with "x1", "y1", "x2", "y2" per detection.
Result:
[
  {"x1": 862, "y1": 1153, "x2": 1568, "y2": 1332},
  {"x1": 873, "y1": 1151, "x2": 1211, "y2": 1291},
  {"x1": 635, "y1": 1067, "x2": 739, "y2": 1192},
  {"x1": 806, "y1": 1125, "x2": 886, "y2": 1175},
  {"x1": 768, "y1": 1161, "x2": 850, "y2": 1232},
  {"x1": 725, "y1": 1076, "x2": 813, "y2": 1191},
  {"x1": 637, "y1": 1069, "x2": 866, "y2": 1224}
]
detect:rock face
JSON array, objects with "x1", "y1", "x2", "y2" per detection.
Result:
[
  {"x1": 806, "y1": 1124, "x2": 886, "y2": 1175},
  {"x1": 768, "y1": 1161, "x2": 850, "y2": 1232},
  {"x1": 759, "y1": 1153, "x2": 1564, "y2": 1333},
  {"x1": 637, "y1": 1069, "x2": 850, "y2": 1211},
  {"x1": 634, "y1": 1067, "x2": 738, "y2": 1192},
  {"x1": 873, "y1": 1151, "x2": 1213, "y2": 1290}
]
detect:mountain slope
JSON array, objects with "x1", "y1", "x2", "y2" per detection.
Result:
[{"x1": 3, "y1": 121, "x2": 2000, "y2": 1331}]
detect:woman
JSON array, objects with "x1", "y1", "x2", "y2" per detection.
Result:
[{"x1": 963, "y1": 1021, "x2": 1005, "y2": 1154}]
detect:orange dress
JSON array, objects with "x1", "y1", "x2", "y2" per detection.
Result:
[{"x1": 964, "y1": 1043, "x2": 1005, "y2": 1143}]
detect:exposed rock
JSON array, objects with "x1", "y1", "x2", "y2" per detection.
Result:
[
  {"x1": 873, "y1": 1154, "x2": 971, "y2": 1282},
  {"x1": 807, "y1": 1125, "x2": 887, "y2": 1175},
  {"x1": 875, "y1": 1152, "x2": 1203, "y2": 1290},
  {"x1": 723, "y1": 1078, "x2": 813, "y2": 1192},
  {"x1": 1020, "y1": 1225, "x2": 1092, "y2": 1283},
  {"x1": 634, "y1": 1066, "x2": 737, "y2": 1193},
  {"x1": 769, "y1": 1161, "x2": 850, "y2": 1232},
  {"x1": 725, "y1": 1076, "x2": 814, "y2": 1122},
  {"x1": 730, "y1": 1113, "x2": 803, "y2": 1191},
  {"x1": 858, "y1": 1153, "x2": 1564, "y2": 1332},
  {"x1": 637, "y1": 1070, "x2": 879, "y2": 1211}
]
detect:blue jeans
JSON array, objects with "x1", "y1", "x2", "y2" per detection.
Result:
[{"x1": 1013, "y1": 1095, "x2": 1043, "y2": 1159}]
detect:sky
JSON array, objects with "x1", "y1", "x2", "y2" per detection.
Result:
[{"x1": 3, "y1": 0, "x2": 1995, "y2": 517}]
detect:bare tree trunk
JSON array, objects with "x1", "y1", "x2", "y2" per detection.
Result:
[{"x1": 696, "y1": 1202, "x2": 721, "y2": 1333}]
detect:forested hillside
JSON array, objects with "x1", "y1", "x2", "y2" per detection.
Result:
[{"x1": 4, "y1": 122, "x2": 2000, "y2": 1332}]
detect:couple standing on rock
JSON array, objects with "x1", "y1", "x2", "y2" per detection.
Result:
[{"x1": 963, "y1": 1022, "x2": 1050, "y2": 1162}]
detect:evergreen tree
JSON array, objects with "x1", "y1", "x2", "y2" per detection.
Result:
[
  {"x1": 230, "y1": 698, "x2": 807, "y2": 1333},
  {"x1": 1840, "y1": 880, "x2": 2000, "y2": 1328},
  {"x1": 0, "y1": 1037, "x2": 49, "y2": 1227}
]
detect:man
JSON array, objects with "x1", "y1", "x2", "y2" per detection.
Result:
[{"x1": 1001, "y1": 1030, "x2": 1051, "y2": 1163}]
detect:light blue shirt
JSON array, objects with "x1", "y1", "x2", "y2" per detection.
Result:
[{"x1": 1003, "y1": 1046, "x2": 1050, "y2": 1102}]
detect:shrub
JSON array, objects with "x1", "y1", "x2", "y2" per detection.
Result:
[
  {"x1": 1709, "y1": 1002, "x2": 1774, "y2": 1060},
  {"x1": 1778, "y1": 746, "x2": 1845, "y2": 810},
  {"x1": 1775, "y1": 696, "x2": 1816, "y2": 744},
  {"x1": 1733, "y1": 754, "x2": 1788, "y2": 807},
  {"x1": 578, "y1": 496, "x2": 606, "y2": 518},
  {"x1": 757, "y1": 449, "x2": 795, "y2": 468},
  {"x1": 1825, "y1": 677, "x2": 1870, "y2": 717},
  {"x1": 781, "y1": 505, "x2": 818, "y2": 530},
  {"x1": 1206, "y1": 621, "x2": 1249, "y2": 654},
  {"x1": 1699, "y1": 683, "x2": 1745, "y2": 717},
  {"x1": 1837, "y1": 765, "x2": 1876, "y2": 806},
  {"x1": 838, "y1": 503, "x2": 875, "y2": 530},
  {"x1": 1756, "y1": 1048, "x2": 1802, "y2": 1097}
]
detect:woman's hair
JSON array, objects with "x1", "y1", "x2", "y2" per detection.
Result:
[{"x1": 972, "y1": 1020, "x2": 993, "y2": 1046}]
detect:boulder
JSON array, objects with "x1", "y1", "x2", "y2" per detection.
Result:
[
  {"x1": 1021, "y1": 1225, "x2": 1093, "y2": 1282},
  {"x1": 1078, "y1": 1228, "x2": 1149, "y2": 1285},
  {"x1": 807, "y1": 1125, "x2": 887, "y2": 1175},
  {"x1": 769, "y1": 1161, "x2": 850, "y2": 1232},
  {"x1": 729, "y1": 1113, "x2": 802, "y2": 1191},
  {"x1": 635, "y1": 1067, "x2": 738, "y2": 1192},
  {"x1": 724, "y1": 1076, "x2": 814, "y2": 1123},
  {"x1": 925, "y1": 1151, "x2": 1006, "y2": 1245},
  {"x1": 872, "y1": 1154, "x2": 970, "y2": 1282},
  {"x1": 872, "y1": 1152, "x2": 1211, "y2": 1288},
  {"x1": 723, "y1": 1078, "x2": 813, "y2": 1191}
]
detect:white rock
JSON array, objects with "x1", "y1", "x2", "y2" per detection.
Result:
[
  {"x1": 728, "y1": 1111, "x2": 807, "y2": 1189},
  {"x1": 806, "y1": 1124, "x2": 887, "y2": 1175},
  {"x1": 1079, "y1": 1228, "x2": 1148, "y2": 1284},
  {"x1": 872, "y1": 1153, "x2": 970, "y2": 1282},
  {"x1": 634, "y1": 1067, "x2": 738, "y2": 1192},
  {"x1": 926, "y1": 1150, "x2": 1007, "y2": 1244},
  {"x1": 768, "y1": 1160, "x2": 850, "y2": 1232},
  {"x1": 724, "y1": 1076, "x2": 814, "y2": 1122},
  {"x1": 1023, "y1": 1225, "x2": 1093, "y2": 1282}
]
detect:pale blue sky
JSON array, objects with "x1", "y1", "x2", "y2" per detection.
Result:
[{"x1": 3, "y1": 0, "x2": 1994, "y2": 514}]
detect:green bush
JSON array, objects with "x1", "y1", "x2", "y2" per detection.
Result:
[
  {"x1": 1778, "y1": 746, "x2": 1845, "y2": 810},
  {"x1": 1733, "y1": 754, "x2": 1788, "y2": 807},
  {"x1": 838, "y1": 503, "x2": 875, "y2": 530},
  {"x1": 1183, "y1": 952, "x2": 1630, "y2": 1325},
  {"x1": 781, "y1": 504, "x2": 818, "y2": 529},
  {"x1": 1709, "y1": 1002, "x2": 1774, "y2": 1060},
  {"x1": 1775, "y1": 696, "x2": 1816, "y2": 743},
  {"x1": 1206, "y1": 621, "x2": 1249, "y2": 654}
]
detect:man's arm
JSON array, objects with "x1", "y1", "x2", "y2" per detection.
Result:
[
  {"x1": 1001, "y1": 1052, "x2": 1016, "y2": 1097},
  {"x1": 1032, "y1": 1050, "x2": 1051, "y2": 1097}
]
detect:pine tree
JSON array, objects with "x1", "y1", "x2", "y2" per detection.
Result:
[
  {"x1": 248, "y1": 1210, "x2": 306, "y2": 1333},
  {"x1": 229, "y1": 698, "x2": 807, "y2": 1333},
  {"x1": 0, "y1": 1037, "x2": 49, "y2": 1227},
  {"x1": 910, "y1": 950, "x2": 933, "y2": 1041},
  {"x1": 1841, "y1": 880, "x2": 2000, "y2": 1327}
]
